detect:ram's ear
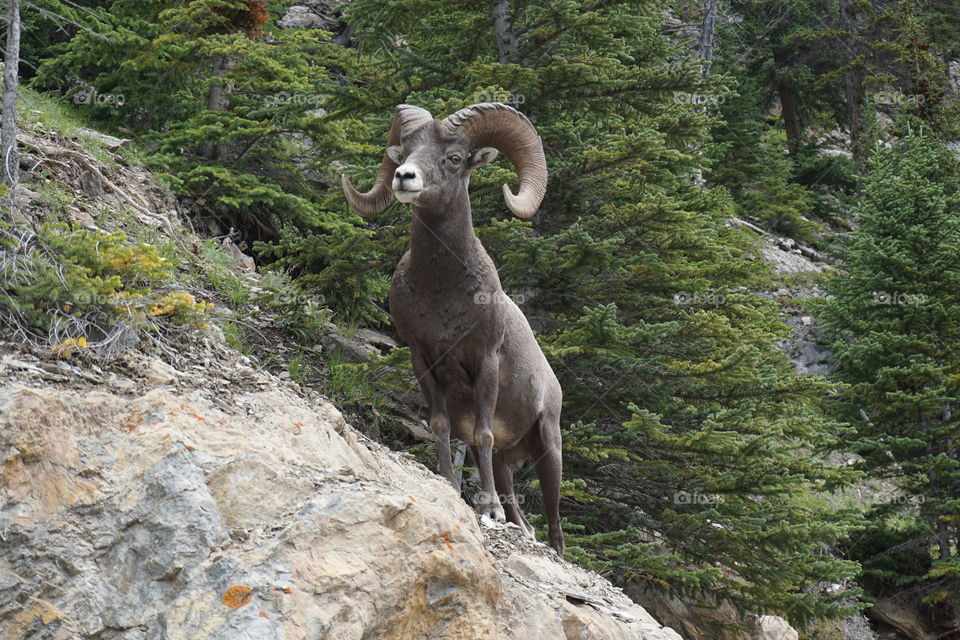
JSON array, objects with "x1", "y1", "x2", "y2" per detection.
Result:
[
  {"x1": 467, "y1": 147, "x2": 498, "y2": 172},
  {"x1": 386, "y1": 145, "x2": 404, "y2": 164}
]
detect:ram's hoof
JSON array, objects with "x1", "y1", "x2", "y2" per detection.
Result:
[
  {"x1": 479, "y1": 509, "x2": 507, "y2": 529},
  {"x1": 519, "y1": 520, "x2": 536, "y2": 540},
  {"x1": 485, "y1": 506, "x2": 506, "y2": 523}
]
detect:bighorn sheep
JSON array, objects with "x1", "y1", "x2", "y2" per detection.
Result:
[{"x1": 341, "y1": 102, "x2": 564, "y2": 555}]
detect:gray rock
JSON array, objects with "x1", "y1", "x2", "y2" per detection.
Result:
[
  {"x1": 0, "y1": 383, "x2": 679, "y2": 639},
  {"x1": 322, "y1": 333, "x2": 379, "y2": 363},
  {"x1": 354, "y1": 327, "x2": 399, "y2": 350},
  {"x1": 77, "y1": 127, "x2": 130, "y2": 150},
  {"x1": 819, "y1": 148, "x2": 853, "y2": 159},
  {"x1": 628, "y1": 585, "x2": 802, "y2": 640},
  {"x1": 755, "y1": 615, "x2": 799, "y2": 640},
  {"x1": 949, "y1": 140, "x2": 960, "y2": 160},
  {"x1": 761, "y1": 240, "x2": 824, "y2": 275},
  {"x1": 278, "y1": 3, "x2": 339, "y2": 30},
  {"x1": 138, "y1": 355, "x2": 180, "y2": 385},
  {"x1": 781, "y1": 310, "x2": 836, "y2": 375},
  {"x1": 949, "y1": 60, "x2": 960, "y2": 94}
]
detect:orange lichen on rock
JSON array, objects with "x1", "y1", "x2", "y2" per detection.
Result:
[
  {"x1": 222, "y1": 585, "x2": 253, "y2": 608},
  {"x1": 118, "y1": 413, "x2": 143, "y2": 433}
]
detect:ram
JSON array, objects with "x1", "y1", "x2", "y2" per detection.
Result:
[{"x1": 341, "y1": 102, "x2": 564, "y2": 555}]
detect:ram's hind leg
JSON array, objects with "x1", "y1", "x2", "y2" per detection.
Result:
[
  {"x1": 493, "y1": 451, "x2": 535, "y2": 540},
  {"x1": 526, "y1": 410, "x2": 564, "y2": 556}
]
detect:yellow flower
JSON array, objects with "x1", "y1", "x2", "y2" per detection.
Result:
[{"x1": 51, "y1": 336, "x2": 88, "y2": 358}]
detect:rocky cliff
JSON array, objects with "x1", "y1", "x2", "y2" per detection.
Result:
[{"x1": 0, "y1": 336, "x2": 682, "y2": 640}]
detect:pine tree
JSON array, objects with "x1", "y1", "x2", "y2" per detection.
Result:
[
  {"x1": 818, "y1": 132, "x2": 960, "y2": 622},
  {"x1": 690, "y1": 0, "x2": 865, "y2": 241}
]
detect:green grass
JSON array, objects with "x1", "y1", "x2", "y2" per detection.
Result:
[
  {"x1": 288, "y1": 351, "x2": 315, "y2": 384},
  {"x1": 221, "y1": 319, "x2": 251, "y2": 354},
  {"x1": 32, "y1": 180, "x2": 76, "y2": 218},
  {"x1": 199, "y1": 240, "x2": 252, "y2": 307},
  {"x1": 17, "y1": 88, "x2": 119, "y2": 166},
  {"x1": 78, "y1": 132, "x2": 117, "y2": 167},
  {"x1": 17, "y1": 87, "x2": 89, "y2": 139},
  {"x1": 322, "y1": 353, "x2": 384, "y2": 409}
]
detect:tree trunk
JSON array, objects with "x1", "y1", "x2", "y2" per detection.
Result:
[
  {"x1": 939, "y1": 400, "x2": 955, "y2": 561},
  {"x1": 839, "y1": 0, "x2": 866, "y2": 166},
  {"x1": 687, "y1": 0, "x2": 718, "y2": 188},
  {"x1": 843, "y1": 72, "x2": 866, "y2": 163},
  {"x1": 773, "y1": 48, "x2": 801, "y2": 152},
  {"x1": 699, "y1": 0, "x2": 718, "y2": 77},
  {"x1": 491, "y1": 0, "x2": 518, "y2": 65},
  {"x1": 778, "y1": 82, "x2": 801, "y2": 150},
  {"x1": 1, "y1": 0, "x2": 20, "y2": 222},
  {"x1": 201, "y1": 53, "x2": 232, "y2": 161}
]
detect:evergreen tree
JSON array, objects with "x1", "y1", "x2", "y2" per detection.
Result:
[
  {"x1": 33, "y1": 0, "x2": 391, "y2": 320},
  {"x1": 819, "y1": 132, "x2": 960, "y2": 623},
  {"x1": 704, "y1": 0, "x2": 860, "y2": 237},
  {"x1": 885, "y1": 8, "x2": 960, "y2": 139}
]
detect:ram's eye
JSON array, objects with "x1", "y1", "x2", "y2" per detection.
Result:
[{"x1": 449, "y1": 154, "x2": 462, "y2": 165}]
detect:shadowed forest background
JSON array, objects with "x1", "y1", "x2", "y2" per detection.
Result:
[{"x1": 2, "y1": 0, "x2": 960, "y2": 637}]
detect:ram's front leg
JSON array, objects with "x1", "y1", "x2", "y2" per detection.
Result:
[
  {"x1": 411, "y1": 348, "x2": 459, "y2": 491},
  {"x1": 473, "y1": 354, "x2": 505, "y2": 522},
  {"x1": 432, "y1": 408, "x2": 458, "y2": 491}
]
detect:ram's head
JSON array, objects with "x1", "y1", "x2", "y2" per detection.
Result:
[{"x1": 342, "y1": 103, "x2": 547, "y2": 218}]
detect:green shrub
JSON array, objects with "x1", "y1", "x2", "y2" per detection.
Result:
[{"x1": 0, "y1": 222, "x2": 213, "y2": 357}]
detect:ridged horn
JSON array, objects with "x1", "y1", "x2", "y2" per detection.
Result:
[
  {"x1": 341, "y1": 104, "x2": 434, "y2": 216},
  {"x1": 441, "y1": 102, "x2": 547, "y2": 218}
]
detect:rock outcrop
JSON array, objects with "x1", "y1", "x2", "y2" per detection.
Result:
[
  {"x1": 627, "y1": 585, "x2": 800, "y2": 640},
  {"x1": 277, "y1": 1, "x2": 344, "y2": 31},
  {"x1": 0, "y1": 357, "x2": 681, "y2": 640}
]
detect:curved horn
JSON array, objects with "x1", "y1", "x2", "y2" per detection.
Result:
[
  {"x1": 441, "y1": 103, "x2": 547, "y2": 218},
  {"x1": 342, "y1": 104, "x2": 434, "y2": 217}
]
